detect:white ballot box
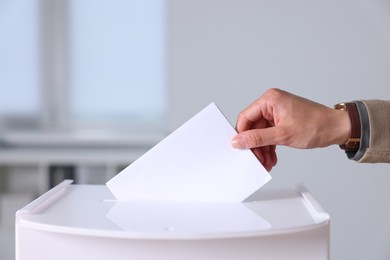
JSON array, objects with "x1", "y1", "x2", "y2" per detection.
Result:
[{"x1": 15, "y1": 180, "x2": 329, "y2": 260}]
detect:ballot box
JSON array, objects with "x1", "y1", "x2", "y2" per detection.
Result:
[{"x1": 16, "y1": 180, "x2": 329, "y2": 260}]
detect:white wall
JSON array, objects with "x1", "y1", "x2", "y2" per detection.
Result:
[{"x1": 168, "y1": 0, "x2": 390, "y2": 259}]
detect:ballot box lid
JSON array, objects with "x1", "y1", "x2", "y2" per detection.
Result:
[{"x1": 16, "y1": 180, "x2": 329, "y2": 240}]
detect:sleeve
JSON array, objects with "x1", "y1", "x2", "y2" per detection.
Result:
[{"x1": 355, "y1": 100, "x2": 390, "y2": 163}]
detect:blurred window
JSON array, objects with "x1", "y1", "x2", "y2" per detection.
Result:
[
  {"x1": 68, "y1": 0, "x2": 166, "y2": 127},
  {"x1": 0, "y1": 0, "x2": 41, "y2": 117},
  {"x1": 0, "y1": 0, "x2": 166, "y2": 131}
]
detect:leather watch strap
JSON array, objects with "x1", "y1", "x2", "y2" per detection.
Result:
[{"x1": 334, "y1": 102, "x2": 361, "y2": 152}]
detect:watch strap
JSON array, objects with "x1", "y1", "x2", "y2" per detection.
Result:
[{"x1": 335, "y1": 102, "x2": 361, "y2": 152}]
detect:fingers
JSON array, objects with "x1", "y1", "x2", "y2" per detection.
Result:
[
  {"x1": 232, "y1": 88, "x2": 287, "y2": 170},
  {"x1": 231, "y1": 127, "x2": 281, "y2": 170},
  {"x1": 252, "y1": 146, "x2": 277, "y2": 171},
  {"x1": 232, "y1": 127, "x2": 284, "y2": 149},
  {"x1": 231, "y1": 133, "x2": 278, "y2": 171},
  {"x1": 236, "y1": 100, "x2": 265, "y2": 133},
  {"x1": 236, "y1": 88, "x2": 283, "y2": 133}
]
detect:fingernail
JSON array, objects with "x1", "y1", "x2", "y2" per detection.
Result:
[{"x1": 231, "y1": 135, "x2": 245, "y2": 149}]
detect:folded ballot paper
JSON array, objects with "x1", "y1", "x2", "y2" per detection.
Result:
[{"x1": 106, "y1": 103, "x2": 271, "y2": 203}]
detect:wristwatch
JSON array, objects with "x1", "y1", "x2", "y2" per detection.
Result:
[{"x1": 334, "y1": 102, "x2": 361, "y2": 152}]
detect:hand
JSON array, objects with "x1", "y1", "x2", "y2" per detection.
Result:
[{"x1": 231, "y1": 88, "x2": 351, "y2": 171}]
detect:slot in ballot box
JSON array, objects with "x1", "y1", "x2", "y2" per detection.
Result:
[{"x1": 16, "y1": 180, "x2": 329, "y2": 260}]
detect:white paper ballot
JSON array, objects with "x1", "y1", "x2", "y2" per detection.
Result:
[{"x1": 106, "y1": 103, "x2": 271, "y2": 202}]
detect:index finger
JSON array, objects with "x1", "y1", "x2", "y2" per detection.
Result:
[{"x1": 236, "y1": 98, "x2": 265, "y2": 133}]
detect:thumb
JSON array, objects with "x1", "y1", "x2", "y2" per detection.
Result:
[{"x1": 231, "y1": 127, "x2": 281, "y2": 149}]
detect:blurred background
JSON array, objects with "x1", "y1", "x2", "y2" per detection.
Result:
[{"x1": 1, "y1": 0, "x2": 390, "y2": 259}]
